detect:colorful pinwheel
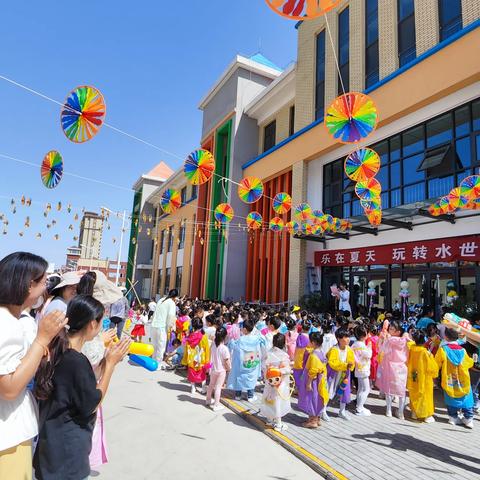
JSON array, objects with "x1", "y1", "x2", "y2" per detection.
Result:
[
  {"x1": 448, "y1": 187, "x2": 468, "y2": 209},
  {"x1": 325, "y1": 92, "x2": 378, "y2": 144},
  {"x1": 366, "y1": 209, "x2": 382, "y2": 227},
  {"x1": 41, "y1": 151, "x2": 64, "y2": 189},
  {"x1": 331, "y1": 217, "x2": 342, "y2": 233},
  {"x1": 344, "y1": 148, "x2": 380, "y2": 182},
  {"x1": 160, "y1": 189, "x2": 181, "y2": 214},
  {"x1": 301, "y1": 222, "x2": 313, "y2": 235},
  {"x1": 459, "y1": 175, "x2": 480, "y2": 200},
  {"x1": 428, "y1": 203, "x2": 443, "y2": 217},
  {"x1": 438, "y1": 195, "x2": 455, "y2": 214},
  {"x1": 355, "y1": 177, "x2": 382, "y2": 201},
  {"x1": 246, "y1": 211, "x2": 263, "y2": 230},
  {"x1": 318, "y1": 214, "x2": 331, "y2": 232},
  {"x1": 312, "y1": 210, "x2": 324, "y2": 224},
  {"x1": 361, "y1": 197, "x2": 382, "y2": 212},
  {"x1": 285, "y1": 220, "x2": 300, "y2": 234},
  {"x1": 265, "y1": 0, "x2": 341, "y2": 20},
  {"x1": 463, "y1": 198, "x2": 480, "y2": 210},
  {"x1": 339, "y1": 219, "x2": 352, "y2": 232},
  {"x1": 272, "y1": 192, "x2": 292, "y2": 214},
  {"x1": 184, "y1": 149, "x2": 215, "y2": 185},
  {"x1": 60, "y1": 86, "x2": 106, "y2": 143},
  {"x1": 294, "y1": 202, "x2": 312, "y2": 221},
  {"x1": 238, "y1": 177, "x2": 264, "y2": 204},
  {"x1": 269, "y1": 217, "x2": 284, "y2": 232},
  {"x1": 214, "y1": 203, "x2": 234, "y2": 223},
  {"x1": 312, "y1": 224, "x2": 324, "y2": 235}
]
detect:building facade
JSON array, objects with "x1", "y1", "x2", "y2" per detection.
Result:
[
  {"x1": 79, "y1": 212, "x2": 104, "y2": 259},
  {"x1": 241, "y1": 0, "x2": 480, "y2": 312}
]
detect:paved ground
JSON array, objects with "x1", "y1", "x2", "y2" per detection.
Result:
[
  {"x1": 229, "y1": 383, "x2": 480, "y2": 480},
  {"x1": 95, "y1": 361, "x2": 316, "y2": 479}
]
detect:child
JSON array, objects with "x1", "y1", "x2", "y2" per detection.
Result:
[
  {"x1": 260, "y1": 333, "x2": 291, "y2": 431},
  {"x1": 206, "y1": 327, "x2": 231, "y2": 411},
  {"x1": 265, "y1": 316, "x2": 282, "y2": 351},
  {"x1": 130, "y1": 307, "x2": 147, "y2": 343},
  {"x1": 175, "y1": 308, "x2": 190, "y2": 343},
  {"x1": 33, "y1": 295, "x2": 130, "y2": 480},
  {"x1": 407, "y1": 329, "x2": 438, "y2": 423},
  {"x1": 182, "y1": 317, "x2": 211, "y2": 394},
  {"x1": 365, "y1": 323, "x2": 379, "y2": 386},
  {"x1": 227, "y1": 318, "x2": 265, "y2": 402},
  {"x1": 376, "y1": 319, "x2": 410, "y2": 419},
  {"x1": 165, "y1": 338, "x2": 184, "y2": 369},
  {"x1": 298, "y1": 332, "x2": 329, "y2": 429},
  {"x1": 226, "y1": 312, "x2": 241, "y2": 343},
  {"x1": 435, "y1": 327, "x2": 475, "y2": 428},
  {"x1": 352, "y1": 325, "x2": 373, "y2": 416},
  {"x1": 293, "y1": 319, "x2": 312, "y2": 393},
  {"x1": 285, "y1": 318, "x2": 299, "y2": 361},
  {"x1": 321, "y1": 321, "x2": 337, "y2": 356},
  {"x1": 204, "y1": 314, "x2": 217, "y2": 348},
  {"x1": 327, "y1": 328, "x2": 355, "y2": 420},
  {"x1": 424, "y1": 323, "x2": 441, "y2": 356}
]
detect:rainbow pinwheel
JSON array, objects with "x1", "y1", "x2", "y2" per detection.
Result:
[
  {"x1": 61, "y1": 86, "x2": 106, "y2": 143},
  {"x1": 214, "y1": 203, "x2": 234, "y2": 223},
  {"x1": 463, "y1": 198, "x2": 480, "y2": 210},
  {"x1": 344, "y1": 148, "x2": 380, "y2": 182},
  {"x1": 294, "y1": 203, "x2": 312, "y2": 221},
  {"x1": 41, "y1": 151, "x2": 64, "y2": 189},
  {"x1": 331, "y1": 217, "x2": 342, "y2": 233},
  {"x1": 269, "y1": 217, "x2": 284, "y2": 232},
  {"x1": 366, "y1": 209, "x2": 382, "y2": 226},
  {"x1": 238, "y1": 176, "x2": 264, "y2": 204},
  {"x1": 428, "y1": 203, "x2": 443, "y2": 217},
  {"x1": 285, "y1": 220, "x2": 300, "y2": 234},
  {"x1": 312, "y1": 210, "x2": 324, "y2": 224},
  {"x1": 448, "y1": 187, "x2": 469, "y2": 209},
  {"x1": 246, "y1": 211, "x2": 263, "y2": 230},
  {"x1": 265, "y1": 0, "x2": 341, "y2": 21},
  {"x1": 272, "y1": 192, "x2": 292, "y2": 214},
  {"x1": 439, "y1": 195, "x2": 455, "y2": 214},
  {"x1": 355, "y1": 177, "x2": 381, "y2": 201},
  {"x1": 459, "y1": 175, "x2": 480, "y2": 200},
  {"x1": 160, "y1": 189, "x2": 181, "y2": 214},
  {"x1": 361, "y1": 197, "x2": 382, "y2": 212},
  {"x1": 301, "y1": 222, "x2": 313, "y2": 235},
  {"x1": 312, "y1": 224, "x2": 324, "y2": 235},
  {"x1": 339, "y1": 219, "x2": 352, "y2": 232},
  {"x1": 184, "y1": 149, "x2": 215, "y2": 185},
  {"x1": 317, "y1": 214, "x2": 331, "y2": 232},
  {"x1": 325, "y1": 93, "x2": 378, "y2": 144}
]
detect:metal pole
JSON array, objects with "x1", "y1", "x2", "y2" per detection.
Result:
[{"x1": 116, "y1": 210, "x2": 126, "y2": 286}]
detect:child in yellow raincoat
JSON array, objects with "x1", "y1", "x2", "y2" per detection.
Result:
[
  {"x1": 435, "y1": 327, "x2": 474, "y2": 429},
  {"x1": 407, "y1": 330, "x2": 438, "y2": 423}
]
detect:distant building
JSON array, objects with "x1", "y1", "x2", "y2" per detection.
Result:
[
  {"x1": 127, "y1": 161, "x2": 174, "y2": 299},
  {"x1": 79, "y1": 212, "x2": 104, "y2": 259},
  {"x1": 65, "y1": 245, "x2": 81, "y2": 271}
]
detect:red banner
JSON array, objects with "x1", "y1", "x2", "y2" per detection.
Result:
[{"x1": 314, "y1": 235, "x2": 480, "y2": 267}]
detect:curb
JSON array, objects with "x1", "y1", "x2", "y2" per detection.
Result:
[{"x1": 221, "y1": 398, "x2": 348, "y2": 480}]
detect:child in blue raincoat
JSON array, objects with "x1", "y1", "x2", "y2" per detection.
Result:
[{"x1": 227, "y1": 318, "x2": 266, "y2": 402}]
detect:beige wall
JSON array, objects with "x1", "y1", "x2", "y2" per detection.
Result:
[
  {"x1": 257, "y1": 104, "x2": 294, "y2": 155},
  {"x1": 463, "y1": 0, "x2": 480, "y2": 26}
]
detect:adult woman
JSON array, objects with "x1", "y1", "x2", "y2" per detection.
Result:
[
  {"x1": 43, "y1": 271, "x2": 82, "y2": 315},
  {"x1": 151, "y1": 289, "x2": 178, "y2": 367},
  {"x1": 0, "y1": 252, "x2": 67, "y2": 479},
  {"x1": 338, "y1": 283, "x2": 351, "y2": 316}
]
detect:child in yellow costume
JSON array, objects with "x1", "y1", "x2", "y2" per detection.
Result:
[
  {"x1": 435, "y1": 327, "x2": 474, "y2": 429},
  {"x1": 407, "y1": 330, "x2": 438, "y2": 423}
]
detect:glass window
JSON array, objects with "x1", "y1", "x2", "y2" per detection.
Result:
[
  {"x1": 381, "y1": 191, "x2": 389, "y2": 209},
  {"x1": 338, "y1": 8, "x2": 350, "y2": 93},
  {"x1": 391, "y1": 189, "x2": 401, "y2": 207},
  {"x1": 403, "y1": 153, "x2": 425, "y2": 183},
  {"x1": 175, "y1": 266, "x2": 183, "y2": 290},
  {"x1": 343, "y1": 203, "x2": 351, "y2": 218},
  {"x1": 191, "y1": 184, "x2": 198, "y2": 199},
  {"x1": 404, "y1": 183, "x2": 425, "y2": 203},
  {"x1": 181, "y1": 187, "x2": 187, "y2": 205},
  {"x1": 455, "y1": 106, "x2": 471, "y2": 136},
  {"x1": 365, "y1": 0, "x2": 379, "y2": 88},
  {"x1": 398, "y1": 0, "x2": 416, "y2": 66},
  {"x1": 315, "y1": 31, "x2": 326, "y2": 120},
  {"x1": 377, "y1": 165, "x2": 389, "y2": 189},
  {"x1": 164, "y1": 268, "x2": 171, "y2": 294},
  {"x1": 428, "y1": 175, "x2": 454, "y2": 198},
  {"x1": 426, "y1": 113, "x2": 453, "y2": 148},
  {"x1": 473, "y1": 100, "x2": 480, "y2": 131},
  {"x1": 460, "y1": 267, "x2": 476, "y2": 303},
  {"x1": 289, "y1": 105, "x2": 295, "y2": 136},
  {"x1": 476, "y1": 135, "x2": 480, "y2": 163},
  {"x1": 390, "y1": 161, "x2": 401, "y2": 188},
  {"x1": 352, "y1": 199, "x2": 362, "y2": 216},
  {"x1": 457, "y1": 169, "x2": 471, "y2": 185},
  {"x1": 179, "y1": 224, "x2": 186, "y2": 249},
  {"x1": 456, "y1": 137, "x2": 471, "y2": 168},
  {"x1": 439, "y1": 0, "x2": 462, "y2": 41},
  {"x1": 332, "y1": 161, "x2": 342, "y2": 181},
  {"x1": 390, "y1": 136, "x2": 401, "y2": 161},
  {"x1": 168, "y1": 226, "x2": 174, "y2": 252},
  {"x1": 403, "y1": 126, "x2": 424, "y2": 156},
  {"x1": 263, "y1": 120, "x2": 276, "y2": 152}
]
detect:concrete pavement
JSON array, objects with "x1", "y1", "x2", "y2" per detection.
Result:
[{"x1": 95, "y1": 361, "x2": 317, "y2": 479}]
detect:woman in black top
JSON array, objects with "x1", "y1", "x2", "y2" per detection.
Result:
[{"x1": 33, "y1": 295, "x2": 130, "y2": 480}]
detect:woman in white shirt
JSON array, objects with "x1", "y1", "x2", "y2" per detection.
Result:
[
  {"x1": 338, "y1": 283, "x2": 352, "y2": 315},
  {"x1": 0, "y1": 252, "x2": 67, "y2": 479}
]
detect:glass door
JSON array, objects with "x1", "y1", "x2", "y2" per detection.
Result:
[{"x1": 428, "y1": 269, "x2": 457, "y2": 320}]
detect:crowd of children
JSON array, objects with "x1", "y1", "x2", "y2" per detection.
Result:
[{"x1": 154, "y1": 297, "x2": 480, "y2": 432}]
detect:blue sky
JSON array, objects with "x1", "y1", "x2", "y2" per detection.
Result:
[{"x1": 0, "y1": 1, "x2": 297, "y2": 267}]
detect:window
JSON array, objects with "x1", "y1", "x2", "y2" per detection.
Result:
[
  {"x1": 164, "y1": 268, "x2": 171, "y2": 294},
  {"x1": 323, "y1": 100, "x2": 479, "y2": 217},
  {"x1": 398, "y1": 0, "x2": 416, "y2": 66},
  {"x1": 192, "y1": 214, "x2": 196, "y2": 245},
  {"x1": 289, "y1": 105, "x2": 295, "y2": 136},
  {"x1": 181, "y1": 187, "x2": 187, "y2": 205},
  {"x1": 263, "y1": 120, "x2": 276, "y2": 152},
  {"x1": 338, "y1": 7, "x2": 350, "y2": 93},
  {"x1": 191, "y1": 184, "x2": 197, "y2": 199},
  {"x1": 175, "y1": 266, "x2": 183, "y2": 290},
  {"x1": 365, "y1": 0, "x2": 379, "y2": 88},
  {"x1": 168, "y1": 226, "x2": 174, "y2": 252},
  {"x1": 315, "y1": 30, "x2": 326, "y2": 120},
  {"x1": 179, "y1": 223, "x2": 186, "y2": 249},
  {"x1": 438, "y1": 0, "x2": 462, "y2": 41}
]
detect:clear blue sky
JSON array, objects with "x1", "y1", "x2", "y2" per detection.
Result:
[{"x1": 0, "y1": 1, "x2": 297, "y2": 268}]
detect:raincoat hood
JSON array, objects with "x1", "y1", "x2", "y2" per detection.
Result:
[
  {"x1": 443, "y1": 342, "x2": 465, "y2": 366},
  {"x1": 186, "y1": 330, "x2": 203, "y2": 348}
]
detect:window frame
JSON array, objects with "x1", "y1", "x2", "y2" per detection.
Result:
[
  {"x1": 397, "y1": 0, "x2": 416, "y2": 67},
  {"x1": 337, "y1": 7, "x2": 350, "y2": 93},
  {"x1": 365, "y1": 0, "x2": 379, "y2": 88},
  {"x1": 315, "y1": 29, "x2": 326, "y2": 120},
  {"x1": 438, "y1": 0, "x2": 463, "y2": 41},
  {"x1": 263, "y1": 120, "x2": 277, "y2": 152}
]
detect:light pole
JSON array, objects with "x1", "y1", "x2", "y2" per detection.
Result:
[{"x1": 101, "y1": 206, "x2": 127, "y2": 287}]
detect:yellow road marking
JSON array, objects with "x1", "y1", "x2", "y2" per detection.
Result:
[{"x1": 223, "y1": 398, "x2": 348, "y2": 480}]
